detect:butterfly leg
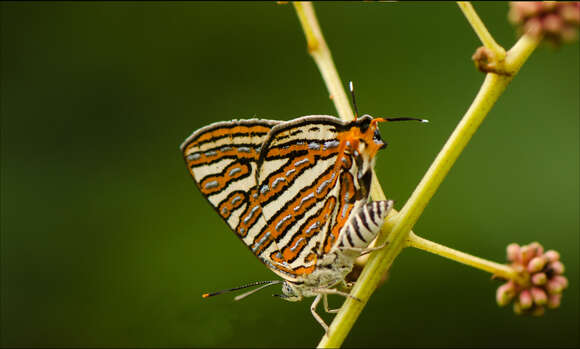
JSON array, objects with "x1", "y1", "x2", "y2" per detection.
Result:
[
  {"x1": 313, "y1": 287, "x2": 362, "y2": 302},
  {"x1": 310, "y1": 294, "x2": 329, "y2": 333},
  {"x1": 359, "y1": 241, "x2": 390, "y2": 256},
  {"x1": 312, "y1": 288, "x2": 362, "y2": 334},
  {"x1": 339, "y1": 240, "x2": 390, "y2": 256},
  {"x1": 323, "y1": 294, "x2": 341, "y2": 314}
]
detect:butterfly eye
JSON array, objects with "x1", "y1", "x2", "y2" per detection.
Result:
[
  {"x1": 280, "y1": 281, "x2": 302, "y2": 301},
  {"x1": 373, "y1": 129, "x2": 385, "y2": 148}
]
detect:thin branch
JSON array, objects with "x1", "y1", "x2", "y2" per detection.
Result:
[
  {"x1": 293, "y1": 2, "x2": 354, "y2": 121},
  {"x1": 406, "y1": 232, "x2": 527, "y2": 284},
  {"x1": 457, "y1": 2, "x2": 506, "y2": 60},
  {"x1": 505, "y1": 33, "x2": 541, "y2": 74}
]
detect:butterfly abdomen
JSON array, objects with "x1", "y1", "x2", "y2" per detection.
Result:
[{"x1": 338, "y1": 200, "x2": 393, "y2": 249}]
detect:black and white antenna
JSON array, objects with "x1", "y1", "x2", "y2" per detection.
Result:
[
  {"x1": 349, "y1": 81, "x2": 359, "y2": 119},
  {"x1": 202, "y1": 280, "x2": 282, "y2": 300}
]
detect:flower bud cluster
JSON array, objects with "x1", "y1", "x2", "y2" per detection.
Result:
[
  {"x1": 496, "y1": 242, "x2": 568, "y2": 316},
  {"x1": 508, "y1": 2, "x2": 580, "y2": 44}
]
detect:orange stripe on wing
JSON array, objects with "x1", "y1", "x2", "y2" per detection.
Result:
[
  {"x1": 258, "y1": 154, "x2": 314, "y2": 203},
  {"x1": 258, "y1": 145, "x2": 348, "y2": 207},
  {"x1": 199, "y1": 162, "x2": 250, "y2": 195},
  {"x1": 292, "y1": 252, "x2": 318, "y2": 275},
  {"x1": 187, "y1": 125, "x2": 272, "y2": 149},
  {"x1": 270, "y1": 197, "x2": 336, "y2": 264},
  {"x1": 264, "y1": 143, "x2": 342, "y2": 160},
  {"x1": 251, "y1": 167, "x2": 342, "y2": 257},
  {"x1": 235, "y1": 188, "x2": 262, "y2": 238},
  {"x1": 324, "y1": 172, "x2": 356, "y2": 253},
  {"x1": 217, "y1": 191, "x2": 247, "y2": 219},
  {"x1": 185, "y1": 147, "x2": 258, "y2": 168},
  {"x1": 268, "y1": 252, "x2": 319, "y2": 277}
]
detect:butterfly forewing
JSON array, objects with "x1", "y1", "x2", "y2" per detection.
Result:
[
  {"x1": 253, "y1": 116, "x2": 362, "y2": 279},
  {"x1": 181, "y1": 119, "x2": 281, "y2": 244}
]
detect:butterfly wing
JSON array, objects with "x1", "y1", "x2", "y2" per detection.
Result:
[
  {"x1": 252, "y1": 115, "x2": 370, "y2": 281},
  {"x1": 181, "y1": 119, "x2": 281, "y2": 250}
]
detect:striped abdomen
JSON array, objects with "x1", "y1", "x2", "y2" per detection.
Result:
[{"x1": 337, "y1": 200, "x2": 393, "y2": 249}]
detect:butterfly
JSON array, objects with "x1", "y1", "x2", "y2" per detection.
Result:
[{"x1": 180, "y1": 109, "x2": 425, "y2": 331}]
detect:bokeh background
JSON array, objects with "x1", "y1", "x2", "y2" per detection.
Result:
[{"x1": 1, "y1": 2, "x2": 578, "y2": 348}]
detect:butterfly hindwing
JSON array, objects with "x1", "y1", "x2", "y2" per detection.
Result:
[{"x1": 252, "y1": 115, "x2": 366, "y2": 279}]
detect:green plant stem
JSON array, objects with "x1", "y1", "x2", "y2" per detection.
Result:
[
  {"x1": 457, "y1": 2, "x2": 506, "y2": 60},
  {"x1": 406, "y1": 232, "x2": 526, "y2": 284},
  {"x1": 293, "y1": 1, "x2": 354, "y2": 121},
  {"x1": 505, "y1": 33, "x2": 541, "y2": 74}
]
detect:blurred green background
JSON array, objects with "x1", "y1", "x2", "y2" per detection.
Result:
[{"x1": 1, "y1": 2, "x2": 578, "y2": 347}]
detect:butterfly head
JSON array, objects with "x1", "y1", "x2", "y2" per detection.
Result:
[
  {"x1": 347, "y1": 114, "x2": 428, "y2": 159},
  {"x1": 343, "y1": 115, "x2": 387, "y2": 162},
  {"x1": 363, "y1": 116, "x2": 388, "y2": 156},
  {"x1": 275, "y1": 280, "x2": 302, "y2": 302}
]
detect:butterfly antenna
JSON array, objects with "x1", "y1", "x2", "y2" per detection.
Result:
[
  {"x1": 234, "y1": 280, "x2": 282, "y2": 301},
  {"x1": 202, "y1": 280, "x2": 281, "y2": 299},
  {"x1": 385, "y1": 117, "x2": 429, "y2": 123},
  {"x1": 349, "y1": 81, "x2": 359, "y2": 120}
]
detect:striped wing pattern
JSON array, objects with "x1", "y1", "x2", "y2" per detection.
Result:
[
  {"x1": 181, "y1": 115, "x2": 388, "y2": 284},
  {"x1": 253, "y1": 116, "x2": 363, "y2": 281},
  {"x1": 183, "y1": 114, "x2": 398, "y2": 333},
  {"x1": 180, "y1": 119, "x2": 281, "y2": 250}
]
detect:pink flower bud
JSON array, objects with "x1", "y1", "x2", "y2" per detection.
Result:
[
  {"x1": 548, "y1": 260, "x2": 565, "y2": 275},
  {"x1": 531, "y1": 272, "x2": 547, "y2": 285},
  {"x1": 528, "y1": 256, "x2": 547, "y2": 273},
  {"x1": 497, "y1": 282, "x2": 516, "y2": 306},
  {"x1": 547, "y1": 294, "x2": 562, "y2": 309},
  {"x1": 513, "y1": 2, "x2": 542, "y2": 19},
  {"x1": 499, "y1": 242, "x2": 567, "y2": 316},
  {"x1": 508, "y1": 7, "x2": 524, "y2": 24},
  {"x1": 553, "y1": 275, "x2": 569, "y2": 290},
  {"x1": 546, "y1": 279, "x2": 563, "y2": 294},
  {"x1": 559, "y1": 3, "x2": 580, "y2": 24},
  {"x1": 509, "y1": 1, "x2": 580, "y2": 45},
  {"x1": 544, "y1": 250, "x2": 560, "y2": 262},
  {"x1": 519, "y1": 289, "x2": 533, "y2": 309},
  {"x1": 507, "y1": 243, "x2": 520, "y2": 262},
  {"x1": 528, "y1": 242, "x2": 544, "y2": 256},
  {"x1": 531, "y1": 287, "x2": 547, "y2": 306},
  {"x1": 544, "y1": 14, "x2": 565, "y2": 33},
  {"x1": 524, "y1": 17, "x2": 543, "y2": 38},
  {"x1": 519, "y1": 245, "x2": 536, "y2": 265}
]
